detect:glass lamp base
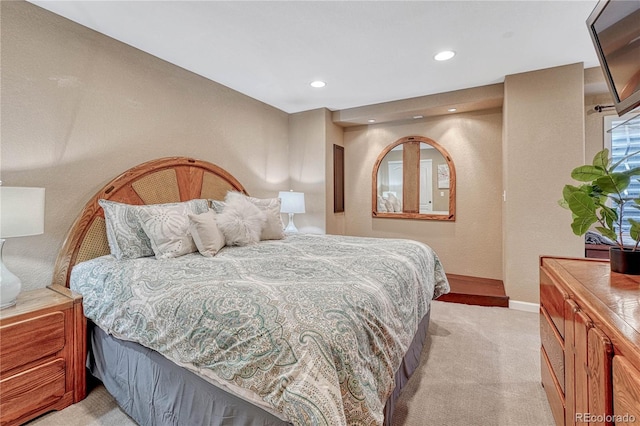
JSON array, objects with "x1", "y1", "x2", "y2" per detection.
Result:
[
  {"x1": 0, "y1": 299, "x2": 17, "y2": 310},
  {"x1": 284, "y1": 213, "x2": 299, "y2": 233},
  {"x1": 0, "y1": 239, "x2": 21, "y2": 309}
]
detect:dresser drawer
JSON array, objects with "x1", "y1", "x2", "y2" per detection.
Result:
[
  {"x1": 0, "y1": 358, "x2": 66, "y2": 425},
  {"x1": 540, "y1": 306, "x2": 565, "y2": 394},
  {"x1": 612, "y1": 356, "x2": 640, "y2": 425},
  {"x1": 542, "y1": 349, "x2": 565, "y2": 426},
  {"x1": 540, "y1": 268, "x2": 569, "y2": 339},
  {"x1": 0, "y1": 312, "x2": 66, "y2": 375}
]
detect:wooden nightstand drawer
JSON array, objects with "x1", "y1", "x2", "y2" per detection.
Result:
[
  {"x1": 0, "y1": 312, "x2": 66, "y2": 375},
  {"x1": 0, "y1": 358, "x2": 67, "y2": 425},
  {"x1": 0, "y1": 287, "x2": 85, "y2": 426}
]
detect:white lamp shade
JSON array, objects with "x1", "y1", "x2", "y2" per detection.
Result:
[
  {"x1": 278, "y1": 191, "x2": 305, "y2": 214},
  {"x1": 0, "y1": 187, "x2": 45, "y2": 238}
]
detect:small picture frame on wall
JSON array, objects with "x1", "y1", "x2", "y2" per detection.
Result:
[
  {"x1": 437, "y1": 164, "x2": 450, "y2": 189},
  {"x1": 333, "y1": 144, "x2": 345, "y2": 213}
]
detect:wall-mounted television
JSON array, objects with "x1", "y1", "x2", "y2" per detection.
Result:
[{"x1": 586, "y1": 0, "x2": 640, "y2": 116}]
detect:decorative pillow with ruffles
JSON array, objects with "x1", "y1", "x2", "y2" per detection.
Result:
[{"x1": 216, "y1": 193, "x2": 267, "y2": 246}]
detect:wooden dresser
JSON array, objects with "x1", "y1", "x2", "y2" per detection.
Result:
[
  {"x1": 0, "y1": 285, "x2": 86, "y2": 425},
  {"x1": 540, "y1": 256, "x2": 640, "y2": 426}
]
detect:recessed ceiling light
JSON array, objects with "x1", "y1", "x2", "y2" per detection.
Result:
[
  {"x1": 413, "y1": 115, "x2": 424, "y2": 119},
  {"x1": 448, "y1": 108, "x2": 457, "y2": 112},
  {"x1": 310, "y1": 80, "x2": 326, "y2": 88},
  {"x1": 434, "y1": 50, "x2": 456, "y2": 61},
  {"x1": 368, "y1": 119, "x2": 376, "y2": 123}
]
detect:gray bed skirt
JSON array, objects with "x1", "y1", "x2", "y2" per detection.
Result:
[{"x1": 88, "y1": 310, "x2": 431, "y2": 426}]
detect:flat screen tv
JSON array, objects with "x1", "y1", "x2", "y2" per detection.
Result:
[{"x1": 586, "y1": 0, "x2": 640, "y2": 116}]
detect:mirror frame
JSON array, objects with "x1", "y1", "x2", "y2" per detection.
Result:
[{"x1": 372, "y1": 135, "x2": 456, "y2": 221}]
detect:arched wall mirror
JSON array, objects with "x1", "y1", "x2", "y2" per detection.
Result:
[{"x1": 372, "y1": 135, "x2": 456, "y2": 221}]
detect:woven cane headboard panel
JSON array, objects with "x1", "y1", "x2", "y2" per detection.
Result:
[{"x1": 52, "y1": 157, "x2": 246, "y2": 288}]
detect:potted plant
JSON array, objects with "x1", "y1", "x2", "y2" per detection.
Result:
[{"x1": 561, "y1": 148, "x2": 640, "y2": 274}]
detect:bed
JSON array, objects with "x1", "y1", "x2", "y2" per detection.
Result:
[{"x1": 52, "y1": 157, "x2": 450, "y2": 426}]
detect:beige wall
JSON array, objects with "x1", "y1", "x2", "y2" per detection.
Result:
[
  {"x1": 1, "y1": 2, "x2": 289, "y2": 291},
  {"x1": 585, "y1": 93, "x2": 617, "y2": 162},
  {"x1": 343, "y1": 109, "x2": 504, "y2": 280},
  {"x1": 325, "y1": 112, "x2": 345, "y2": 235},
  {"x1": 502, "y1": 63, "x2": 585, "y2": 304},
  {"x1": 288, "y1": 109, "x2": 328, "y2": 234},
  {"x1": 584, "y1": 66, "x2": 614, "y2": 162},
  {"x1": 287, "y1": 108, "x2": 345, "y2": 235}
]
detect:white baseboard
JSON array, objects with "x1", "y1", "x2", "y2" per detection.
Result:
[{"x1": 509, "y1": 300, "x2": 540, "y2": 313}]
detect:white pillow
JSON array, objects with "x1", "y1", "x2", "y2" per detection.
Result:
[
  {"x1": 377, "y1": 195, "x2": 388, "y2": 213},
  {"x1": 216, "y1": 193, "x2": 267, "y2": 246},
  {"x1": 383, "y1": 198, "x2": 394, "y2": 213},
  {"x1": 246, "y1": 196, "x2": 285, "y2": 240},
  {"x1": 188, "y1": 210, "x2": 226, "y2": 257},
  {"x1": 136, "y1": 199, "x2": 209, "y2": 259},
  {"x1": 387, "y1": 193, "x2": 402, "y2": 212}
]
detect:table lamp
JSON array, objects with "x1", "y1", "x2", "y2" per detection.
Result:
[
  {"x1": 278, "y1": 190, "x2": 305, "y2": 233},
  {"x1": 0, "y1": 186, "x2": 45, "y2": 309}
]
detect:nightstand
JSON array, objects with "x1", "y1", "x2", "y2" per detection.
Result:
[{"x1": 0, "y1": 285, "x2": 86, "y2": 425}]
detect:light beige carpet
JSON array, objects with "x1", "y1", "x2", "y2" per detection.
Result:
[
  {"x1": 29, "y1": 301, "x2": 554, "y2": 426},
  {"x1": 392, "y1": 301, "x2": 554, "y2": 426}
]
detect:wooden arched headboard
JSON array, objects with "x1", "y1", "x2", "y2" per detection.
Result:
[{"x1": 52, "y1": 157, "x2": 246, "y2": 288}]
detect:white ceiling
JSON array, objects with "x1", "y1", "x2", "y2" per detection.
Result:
[{"x1": 29, "y1": 0, "x2": 601, "y2": 114}]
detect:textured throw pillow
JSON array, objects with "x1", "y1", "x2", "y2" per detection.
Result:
[
  {"x1": 246, "y1": 196, "x2": 285, "y2": 240},
  {"x1": 383, "y1": 198, "x2": 394, "y2": 213},
  {"x1": 188, "y1": 210, "x2": 226, "y2": 257},
  {"x1": 377, "y1": 195, "x2": 388, "y2": 213},
  {"x1": 216, "y1": 193, "x2": 267, "y2": 246},
  {"x1": 387, "y1": 193, "x2": 402, "y2": 212},
  {"x1": 209, "y1": 199, "x2": 226, "y2": 214},
  {"x1": 136, "y1": 199, "x2": 209, "y2": 259},
  {"x1": 99, "y1": 199, "x2": 154, "y2": 260}
]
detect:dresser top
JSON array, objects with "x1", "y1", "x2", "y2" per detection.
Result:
[
  {"x1": 0, "y1": 287, "x2": 73, "y2": 323},
  {"x1": 541, "y1": 256, "x2": 640, "y2": 351}
]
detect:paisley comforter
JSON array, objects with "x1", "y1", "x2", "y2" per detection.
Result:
[{"x1": 70, "y1": 233, "x2": 449, "y2": 425}]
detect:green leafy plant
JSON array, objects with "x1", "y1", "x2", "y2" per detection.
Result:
[{"x1": 561, "y1": 148, "x2": 640, "y2": 251}]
